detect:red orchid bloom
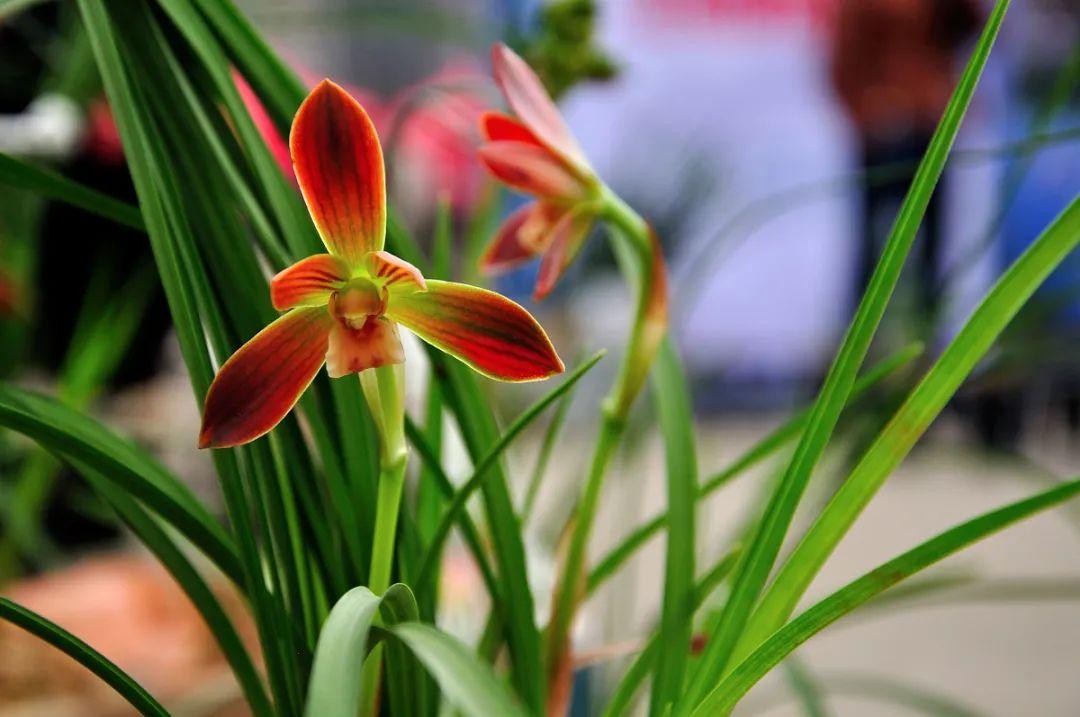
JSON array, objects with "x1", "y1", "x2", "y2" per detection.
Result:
[
  {"x1": 199, "y1": 81, "x2": 564, "y2": 449},
  {"x1": 477, "y1": 43, "x2": 603, "y2": 301}
]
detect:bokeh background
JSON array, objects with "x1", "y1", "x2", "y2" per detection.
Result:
[{"x1": 1, "y1": 0, "x2": 1078, "y2": 714}]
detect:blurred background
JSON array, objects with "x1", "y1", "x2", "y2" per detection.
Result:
[{"x1": 0, "y1": 0, "x2": 1078, "y2": 714}]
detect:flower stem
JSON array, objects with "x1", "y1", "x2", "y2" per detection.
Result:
[
  {"x1": 545, "y1": 187, "x2": 666, "y2": 697},
  {"x1": 358, "y1": 364, "x2": 408, "y2": 717}
]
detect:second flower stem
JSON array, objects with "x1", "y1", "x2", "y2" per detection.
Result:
[{"x1": 546, "y1": 190, "x2": 664, "y2": 690}]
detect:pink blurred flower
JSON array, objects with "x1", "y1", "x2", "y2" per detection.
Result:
[{"x1": 236, "y1": 58, "x2": 490, "y2": 215}]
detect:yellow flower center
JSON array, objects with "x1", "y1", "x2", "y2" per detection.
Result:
[{"x1": 329, "y1": 277, "x2": 386, "y2": 330}]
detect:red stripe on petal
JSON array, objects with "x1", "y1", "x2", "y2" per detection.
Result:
[
  {"x1": 387, "y1": 279, "x2": 563, "y2": 382},
  {"x1": 491, "y1": 43, "x2": 589, "y2": 171},
  {"x1": 480, "y1": 111, "x2": 544, "y2": 148},
  {"x1": 367, "y1": 250, "x2": 427, "y2": 293},
  {"x1": 479, "y1": 204, "x2": 543, "y2": 274},
  {"x1": 200, "y1": 308, "x2": 333, "y2": 448},
  {"x1": 291, "y1": 80, "x2": 386, "y2": 267},
  {"x1": 534, "y1": 206, "x2": 597, "y2": 301},
  {"x1": 479, "y1": 141, "x2": 587, "y2": 200},
  {"x1": 271, "y1": 253, "x2": 348, "y2": 310}
]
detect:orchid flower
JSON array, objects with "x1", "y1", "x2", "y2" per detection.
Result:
[
  {"x1": 199, "y1": 80, "x2": 563, "y2": 449},
  {"x1": 475, "y1": 45, "x2": 672, "y2": 710},
  {"x1": 477, "y1": 43, "x2": 605, "y2": 301}
]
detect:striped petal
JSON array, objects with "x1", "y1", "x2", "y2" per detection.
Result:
[
  {"x1": 491, "y1": 43, "x2": 588, "y2": 170},
  {"x1": 386, "y1": 280, "x2": 564, "y2": 382},
  {"x1": 534, "y1": 206, "x2": 596, "y2": 301},
  {"x1": 326, "y1": 316, "x2": 405, "y2": 378},
  {"x1": 479, "y1": 141, "x2": 587, "y2": 200},
  {"x1": 291, "y1": 80, "x2": 386, "y2": 267},
  {"x1": 480, "y1": 111, "x2": 544, "y2": 148},
  {"x1": 366, "y1": 250, "x2": 427, "y2": 293},
  {"x1": 270, "y1": 253, "x2": 348, "y2": 310},
  {"x1": 479, "y1": 204, "x2": 543, "y2": 274},
  {"x1": 200, "y1": 308, "x2": 333, "y2": 448}
]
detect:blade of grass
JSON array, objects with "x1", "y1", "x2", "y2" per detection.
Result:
[
  {"x1": 0, "y1": 598, "x2": 170, "y2": 717},
  {"x1": 782, "y1": 659, "x2": 830, "y2": 717},
  {"x1": 600, "y1": 547, "x2": 742, "y2": 717},
  {"x1": 648, "y1": 338, "x2": 697, "y2": 716},
  {"x1": 690, "y1": 476, "x2": 1080, "y2": 715},
  {"x1": 73, "y1": 458, "x2": 273, "y2": 717},
  {"x1": 679, "y1": 3, "x2": 1011, "y2": 705},
  {"x1": 736, "y1": 196, "x2": 1080, "y2": 665},
  {"x1": 0, "y1": 152, "x2": 145, "y2": 230},
  {"x1": 414, "y1": 351, "x2": 606, "y2": 594},
  {"x1": 588, "y1": 342, "x2": 922, "y2": 595},
  {"x1": 0, "y1": 384, "x2": 240, "y2": 581}
]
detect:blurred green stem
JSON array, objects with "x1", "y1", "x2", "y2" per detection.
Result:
[
  {"x1": 546, "y1": 186, "x2": 665, "y2": 684},
  {"x1": 359, "y1": 363, "x2": 408, "y2": 717}
]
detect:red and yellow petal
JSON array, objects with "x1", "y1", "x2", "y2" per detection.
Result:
[
  {"x1": 386, "y1": 279, "x2": 563, "y2": 382},
  {"x1": 479, "y1": 203, "x2": 542, "y2": 274},
  {"x1": 479, "y1": 141, "x2": 587, "y2": 200},
  {"x1": 367, "y1": 250, "x2": 427, "y2": 293},
  {"x1": 490, "y1": 43, "x2": 588, "y2": 171},
  {"x1": 291, "y1": 80, "x2": 386, "y2": 267},
  {"x1": 480, "y1": 111, "x2": 544, "y2": 148},
  {"x1": 326, "y1": 316, "x2": 405, "y2": 378},
  {"x1": 534, "y1": 206, "x2": 597, "y2": 301},
  {"x1": 200, "y1": 308, "x2": 333, "y2": 448},
  {"x1": 270, "y1": 253, "x2": 348, "y2": 310}
]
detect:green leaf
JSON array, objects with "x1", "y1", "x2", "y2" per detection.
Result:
[
  {"x1": 648, "y1": 338, "x2": 697, "y2": 716},
  {"x1": 601, "y1": 548, "x2": 742, "y2": 717},
  {"x1": 737, "y1": 195, "x2": 1080, "y2": 663},
  {"x1": 679, "y1": 2, "x2": 1012, "y2": 705},
  {"x1": 0, "y1": 384, "x2": 241, "y2": 581},
  {"x1": 414, "y1": 351, "x2": 606, "y2": 593},
  {"x1": 386, "y1": 622, "x2": 531, "y2": 717},
  {"x1": 690, "y1": 476, "x2": 1080, "y2": 715},
  {"x1": 305, "y1": 585, "x2": 386, "y2": 717},
  {"x1": 426, "y1": 351, "x2": 546, "y2": 712},
  {"x1": 72, "y1": 458, "x2": 273, "y2": 717},
  {"x1": 0, "y1": 598, "x2": 170, "y2": 717},
  {"x1": 0, "y1": 152, "x2": 145, "y2": 230},
  {"x1": 587, "y1": 342, "x2": 922, "y2": 595}
]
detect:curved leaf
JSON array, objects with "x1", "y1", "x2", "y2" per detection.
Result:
[
  {"x1": 0, "y1": 598, "x2": 170, "y2": 717},
  {"x1": 414, "y1": 351, "x2": 605, "y2": 592},
  {"x1": 0, "y1": 384, "x2": 241, "y2": 582},
  {"x1": 690, "y1": 476, "x2": 1080, "y2": 714},
  {"x1": 386, "y1": 622, "x2": 530, "y2": 717}
]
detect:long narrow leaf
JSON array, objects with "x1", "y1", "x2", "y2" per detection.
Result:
[
  {"x1": 0, "y1": 598, "x2": 170, "y2": 717},
  {"x1": 680, "y1": 3, "x2": 1011, "y2": 704},
  {"x1": 690, "y1": 476, "x2": 1080, "y2": 714},
  {"x1": 735, "y1": 196, "x2": 1080, "y2": 659},
  {"x1": 0, "y1": 152, "x2": 145, "y2": 230}
]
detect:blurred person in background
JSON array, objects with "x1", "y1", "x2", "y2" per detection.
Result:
[{"x1": 831, "y1": 0, "x2": 981, "y2": 319}]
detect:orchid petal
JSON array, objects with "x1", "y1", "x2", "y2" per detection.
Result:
[
  {"x1": 270, "y1": 253, "x2": 348, "y2": 310},
  {"x1": 478, "y1": 204, "x2": 542, "y2": 274},
  {"x1": 200, "y1": 308, "x2": 333, "y2": 448},
  {"x1": 491, "y1": 43, "x2": 588, "y2": 169},
  {"x1": 326, "y1": 317, "x2": 405, "y2": 378},
  {"x1": 386, "y1": 280, "x2": 564, "y2": 381},
  {"x1": 480, "y1": 111, "x2": 544, "y2": 148},
  {"x1": 534, "y1": 206, "x2": 597, "y2": 301},
  {"x1": 479, "y1": 141, "x2": 587, "y2": 200},
  {"x1": 291, "y1": 80, "x2": 386, "y2": 267},
  {"x1": 366, "y1": 250, "x2": 427, "y2": 293}
]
